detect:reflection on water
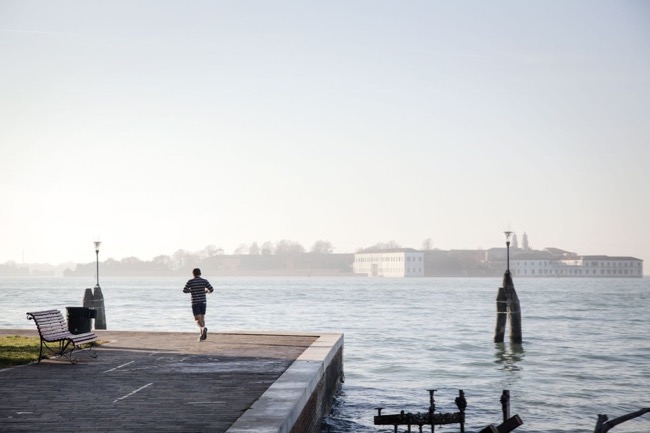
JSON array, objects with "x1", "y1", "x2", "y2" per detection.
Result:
[{"x1": 495, "y1": 342, "x2": 525, "y2": 372}]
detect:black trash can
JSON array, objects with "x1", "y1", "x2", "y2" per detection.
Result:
[{"x1": 66, "y1": 307, "x2": 96, "y2": 334}]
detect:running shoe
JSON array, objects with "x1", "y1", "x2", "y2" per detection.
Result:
[{"x1": 201, "y1": 327, "x2": 208, "y2": 340}]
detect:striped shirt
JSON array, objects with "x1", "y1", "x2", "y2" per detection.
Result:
[{"x1": 183, "y1": 277, "x2": 214, "y2": 305}]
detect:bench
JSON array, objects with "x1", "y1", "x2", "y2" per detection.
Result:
[{"x1": 26, "y1": 309, "x2": 98, "y2": 363}]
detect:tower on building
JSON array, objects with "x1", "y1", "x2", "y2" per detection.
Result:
[
  {"x1": 512, "y1": 233, "x2": 519, "y2": 249},
  {"x1": 522, "y1": 232, "x2": 530, "y2": 251}
]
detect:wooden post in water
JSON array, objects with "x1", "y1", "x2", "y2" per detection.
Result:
[
  {"x1": 494, "y1": 231, "x2": 522, "y2": 344},
  {"x1": 500, "y1": 390, "x2": 511, "y2": 423},
  {"x1": 93, "y1": 286, "x2": 107, "y2": 329},
  {"x1": 494, "y1": 284, "x2": 507, "y2": 343},
  {"x1": 503, "y1": 271, "x2": 522, "y2": 344},
  {"x1": 83, "y1": 288, "x2": 93, "y2": 309}
]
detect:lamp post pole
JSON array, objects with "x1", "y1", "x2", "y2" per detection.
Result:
[
  {"x1": 94, "y1": 241, "x2": 101, "y2": 289},
  {"x1": 504, "y1": 231, "x2": 512, "y2": 273},
  {"x1": 92, "y1": 240, "x2": 106, "y2": 329}
]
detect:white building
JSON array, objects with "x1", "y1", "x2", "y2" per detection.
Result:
[
  {"x1": 512, "y1": 255, "x2": 643, "y2": 278},
  {"x1": 353, "y1": 249, "x2": 424, "y2": 277}
]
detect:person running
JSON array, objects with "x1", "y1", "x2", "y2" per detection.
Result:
[{"x1": 183, "y1": 268, "x2": 214, "y2": 341}]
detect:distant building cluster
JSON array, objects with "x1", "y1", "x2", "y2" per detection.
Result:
[
  {"x1": 353, "y1": 233, "x2": 644, "y2": 278},
  {"x1": 483, "y1": 232, "x2": 643, "y2": 278},
  {"x1": 2, "y1": 232, "x2": 644, "y2": 278}
]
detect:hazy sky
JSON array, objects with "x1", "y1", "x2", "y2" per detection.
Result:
[{"x1": 1, "y1": 1, "x2": 649, "y2": 265}]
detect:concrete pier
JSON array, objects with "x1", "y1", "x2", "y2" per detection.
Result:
[{"x1": 0, "y1": 329, "x2": 343, "y2": 433}]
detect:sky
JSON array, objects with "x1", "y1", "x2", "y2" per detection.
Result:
[{"x1": 1, "y1": 1, "x2": 649, "y2": 265}]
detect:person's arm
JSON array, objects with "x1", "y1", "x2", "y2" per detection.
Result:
[
  {"x1": 183, "y1": 281, "x2": 190, "y2": 293},
  {"x1": 206, "y1": 281, "x2": 214, "y2": 293}
]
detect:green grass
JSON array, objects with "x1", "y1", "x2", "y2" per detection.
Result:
[
  {"x1": 0, "y1": 336, "x2": 106, "y2": 368},
  {"x1": 0, "y1": 335, "x2": 41, "y2": 368}
]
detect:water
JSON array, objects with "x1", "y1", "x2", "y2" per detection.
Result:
[{"x1": 1, "y1": 276, "x2": 649, "y2": 432}]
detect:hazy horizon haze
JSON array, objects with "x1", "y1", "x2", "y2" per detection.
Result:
[{"x1": 1, "y1": 1, "x2": 649, "y2": 265}]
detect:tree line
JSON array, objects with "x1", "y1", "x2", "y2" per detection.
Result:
[{"x1": 0, "y1": 238, "x2": 442, "y2": 277}]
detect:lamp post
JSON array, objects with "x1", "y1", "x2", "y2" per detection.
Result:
[
  {"x1": 504, "y1": 231, "x2": 512, "y2": 273},
  {"x1": 92, "y1": 240, "x2": 106, "y2": 329},
  {"x1": 94, "y1": 241, "x2": 101, "y2": 289}
]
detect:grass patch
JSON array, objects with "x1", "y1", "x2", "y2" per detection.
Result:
[
  {"x1": 0, "y1": 335, "x2": 107, "y2": 368},
  {"x1": 0, "y1": 335, "x2": 41, "y2": 368}
]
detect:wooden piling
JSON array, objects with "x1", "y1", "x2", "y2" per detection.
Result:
[
  {"x1": 92, "y1": 286, "x2": 107, "y2": 329},
  {"x1": 500, "y1": 390, "x2": 510, "y2": 422},
  {"x1": 83, "y1": 288, "x2": 93, "y2": 309},
  {"x1": 503, "y1": 272, "x2": 522, "y2": 344},
  {"x1": 494, "y1": 285, "x2": 507, "y2": 343}
]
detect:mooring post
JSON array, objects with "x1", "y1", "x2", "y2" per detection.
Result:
[
  {"x1": 83, "y1": 288, "x2": 93, "y2": 309},
  {"x1": 455, "y1": 389, "x2": 467, "y2": 433},
  {"x1": 82, "y1": 288, "x2": 95, "y2": 330},
  {"x1": 92, "y1": 286, "x2": 107, "y2": 329},
  {"x1": 428, "y1": 389, "x2": 437, "y2": 432},
  {"x1": 494, "y1": 284, "x2": 507, "y2": 343},
  {"x1": 501, "y1": 390, "x2": 511, "y2": 423},
  {"x1": 503, "y1": 271, "x2": 522, "y2": 344}
]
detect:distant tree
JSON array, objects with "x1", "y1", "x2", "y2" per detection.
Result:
[
  {"x1": 261, "y1": 241, "x2": 274, "y2": 256},
  {"x1": 310, "y1": 240, "x2": 334, "y2": 254},
  {"x1": 233, "y1": 243, "x2": 249, "y2": 255},
  {"x1": 172, "y1": 249, "x2": 199, "y2": 271},
  {"x1": 103, "y1": 258, "x2": 120, "y2": 274},
  {"x1": 366, "y1": 241, "x2": 402, "y2": 251},
  {"x1": 386, "y1": 240, "x2": 401, "y2": 249},
  {"x1": 249, "y1": 242, "x2": 260, "y2": 255},
  {"x1": 421, "y1": 238, "x2": 433, "y2": 251},
  {"x1": 275, "y1": 240, "x2": 305, "y2": 256},
  {"x1": 152, "y1": 255, "x2": 172, "y2": 271},
  {"x1": 119, "y1": 256, "x2": 144, "y2": 274},
  {"x1": 200, "y1": 245, "x2": 223, "y2": 259},
  {"x1": 121, "y1": 256, "x2": 143, "y2": 265}
]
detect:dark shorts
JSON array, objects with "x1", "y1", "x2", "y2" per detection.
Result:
[{"x1": 192, "y1": 303, "x2": 207, "y2": 316}]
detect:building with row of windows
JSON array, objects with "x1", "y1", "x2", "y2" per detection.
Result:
[
  {"x1": 354, "y1": 245, "x2": 644, "y2": 278},
  {"x1": 353, "y1": 249, "x2": 424, "y2": 277},
  {"x1": 510, "y1": 255, "x2": 643, "y2": 277}
]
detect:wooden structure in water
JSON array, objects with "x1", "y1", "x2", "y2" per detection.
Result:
[
  {"x1": 373, "y1": 389, "x2": 522, "y2": 433},
  {"x1": 494, "y1": 270, "x2": 522, "y2": 344},
  {"x1": 593, "y1": 408, "x2": 650, "y2": 432},
  {"x1": 83, "y1": 287, "x2": 106, "y2": 329}
]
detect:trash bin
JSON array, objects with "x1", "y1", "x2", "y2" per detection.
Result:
[{"x1": 66, "y1": 307, "x2": 96, "y2": 334}]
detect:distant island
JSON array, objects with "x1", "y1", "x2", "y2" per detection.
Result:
[{"x1": 1, "y1": 235, "x2": 643, "y2": 278}]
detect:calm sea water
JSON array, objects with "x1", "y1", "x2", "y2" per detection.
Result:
[{"x1": 1, "y1": 276, "x2": 649, "y2": 433}]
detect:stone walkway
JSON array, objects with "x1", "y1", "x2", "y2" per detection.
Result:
[{"x1": 0, "y1": 329, "x2": 343, "y2": 433}]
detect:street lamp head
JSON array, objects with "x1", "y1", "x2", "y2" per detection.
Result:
[
  {"x1": 94, "y1": 241, "x2": 102, "y2": 253},
  {"x1": 504, "y1": 231, "x2": 513, "y2": 243}
]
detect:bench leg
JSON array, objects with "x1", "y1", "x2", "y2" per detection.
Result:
[
  {"x1": 37, "y1": 339, "x2": 44, "y2": 363},
  {"x1": 38, "y1": 340, "x2": 75, "y2": 363},
  {"x1": 36, "y1": 339, "x2": 98, "y2": 364}
]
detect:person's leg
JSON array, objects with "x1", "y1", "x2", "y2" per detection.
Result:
[
  {"x1": 199, "y1": 303, "x2": 208, "y2": 340},
  {"x1": 192, "y1": 303, "x2": 207, "y2": 341},
  {"x1": 199, "y1": 315, "x2": 208, "y2": 340}
]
